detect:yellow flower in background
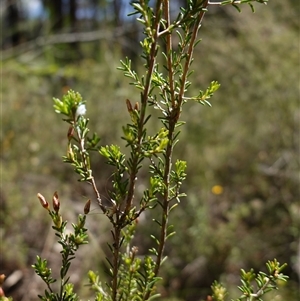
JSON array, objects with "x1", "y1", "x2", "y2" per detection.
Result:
[{"x1": 212, "y1": 185, "x2": 224, "y2": 195}]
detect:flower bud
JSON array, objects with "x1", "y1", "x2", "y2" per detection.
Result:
[
  {"x1": 84, "y1": 199, "x2": 91, "y2": 215},
  {"x1": 134, "y1": 102, "x2": 139, "y2": 111},
  {"x1": 52, "y1": 191, "x2": 60, "y2": 213},
  {"x1": 131, "y1": 246, "x2": 138, "y2": 257},
  {"x1": 67, "y1": 125, "x2": 74, "y2": 141},
  {"x1": 37, "y1": 193, "x2": 50, "y2": 210},
  {"x1": 0, "y1": 286, "x2": 5, "y2": 297},
  {"x1": 74, "y1": 235, "x2": 85, "y2": 244},
  {"x1": 126, "y1": 99, "x2": 133, "y2": 113},
  {"x1": 0, "y1": 274, "x2": 5, "y2": 285}
]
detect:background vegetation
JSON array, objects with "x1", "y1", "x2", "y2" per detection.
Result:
[{"x1": 1, "y1": 0, "x2": 299, "y2": 300}]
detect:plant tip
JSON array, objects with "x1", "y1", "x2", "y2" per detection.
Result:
[
  {"x1": 84, "y1": 199, "x2": 91, "y2": 215},
  {"x1": 52, "y1": 191, "x2": 60, "y2": 213},
  {"x1": 37, "y1": 193, "x2": 50, "y2": 210}
]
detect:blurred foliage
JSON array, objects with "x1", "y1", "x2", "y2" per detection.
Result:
[{"x1": 1, "y1": 0, "x2": 299, "y2": 300}]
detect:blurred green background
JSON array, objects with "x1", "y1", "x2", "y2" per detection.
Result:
[{"x1": 1, "y1": 0, "x2": 299, "y2": 300}]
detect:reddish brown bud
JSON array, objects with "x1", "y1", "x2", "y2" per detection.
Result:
[
  {"x1": 62, "y1": 86, "x2": 70, "y2": 94},
  {"x1": 67, "y1": 126, "x2": 74, "y2": 140},
  {"x1": 0, "y1": 286, "x2": 5, "y2": 297},
  {"x1": 37, "y1": 193, "x2": 50, "y2": 210},
  {"x1": 126, "y1": 99, "x2": 133, "y2": 113},
  {"x1": 206, "y1": 296, "x2": 213, "y2": 301},
  {"x1": 131, "y1": 246, "x2": 138, "y2": 255},
  {"x1": 134, "y1": 102, "x2": 139, "y2": 111},
  {"x1": 84, "y1": 199, "x2": 91, "y2": 215},
  {"x1": 0, "y1": 274, "x2": 5, "y2": 285},
  {"x1": 52, "y1": 191, "x2": 60, "y2": 213},
  {"x1": 0, "y1": 274, "x2": 5, "y2": 297}
]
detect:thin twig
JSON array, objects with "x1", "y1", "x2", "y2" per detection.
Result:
[
  {"x1": 74, "y1": 122, "x2": 107, "y2": 213},
  {"x1": 111, "y1": 227, "x2": 121, "y2": 301},
  {"x1": 164, "y1": 0, "x2": 176, "y2": 107},
  {"x1": 178, "y1": 0, "x2": 209, "y2": 109}
]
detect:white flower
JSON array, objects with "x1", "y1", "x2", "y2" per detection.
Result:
[{"x1": 75, "y1": 104, "x2": 86, "y2": 118}]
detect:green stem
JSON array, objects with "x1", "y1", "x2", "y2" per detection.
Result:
[
  {"x1": 143, "y1": 120, "x2": 176, "y2": 301},
  {"x1": 110, "y1": 3, "x2": 164, "y2": 298},
  {"x1": 74, "y1": 119, "x2": 106, "y2": 213},
  {"x1": 163, "y1": 0, "x2": 176, "y2": 107},
  {"x1": 249, "y1": 277, "x2": 271, "y2": 300},
  {"x1": 178, "y1": 0, "x2": 209, "y2": 107},
  {"x1": 121, "y1": 0, "x2": 163, "y2": 224},
  {"x1": 112, "y1": 227, "x2": 122, "y2": 301}
]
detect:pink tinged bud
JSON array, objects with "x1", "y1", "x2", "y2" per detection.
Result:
[
  {"x1": 52, "y1": 191, "x2": 60, "y2": 213},
  {"x1": 0, "y1": 286, "x2": 5, "y2": 297},
  {"x1": 0, "y1": 274, "x2": 5, "y2": 297},
  {"x1": 84, "y1": 199, "x2": 91, "y2": 215},
  {"x1": 37, "y1": 193, "x2": 50, "y2": 210},
  {"x1": 134, "y1": 102, "x2": 139, "y2": 111}
]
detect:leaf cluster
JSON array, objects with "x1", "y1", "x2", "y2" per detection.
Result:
[
  {"x1": 32, "y1": 192, "x2": 90, "y2": 301},
  {"x1": 209, "y1": 259, "x2": 288, "y2": 301}
]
